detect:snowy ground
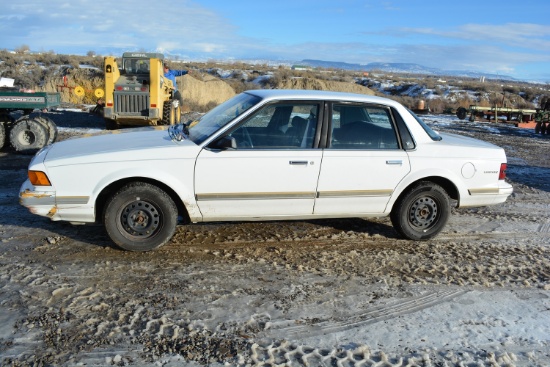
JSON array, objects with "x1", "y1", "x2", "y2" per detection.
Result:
[{"x1": 0, "y1": 108, "x2": 549, "y2": 366}]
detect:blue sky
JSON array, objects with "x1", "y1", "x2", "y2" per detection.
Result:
[{"x1": 1, "y1": 0, "x2": 550, "y2": 81}]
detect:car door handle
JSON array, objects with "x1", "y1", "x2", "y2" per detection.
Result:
[
  {"x1": 386, "y1": 160, "x2": 403, "y2": 165},
  {"x1": 289, "y1": 160, "x2": 309, "y2": 165}
]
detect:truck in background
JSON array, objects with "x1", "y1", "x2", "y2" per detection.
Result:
[{"x1": 0, "y1": 82, "x2": 60, "y2": 153}]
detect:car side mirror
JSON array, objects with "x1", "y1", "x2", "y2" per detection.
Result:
[{"x1": 210, "y1": 135, "x2": 237, "y2": 150}]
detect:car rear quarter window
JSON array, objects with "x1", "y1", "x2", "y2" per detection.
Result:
[
  {"x1": 407, "y1": 109, "x2": 442, "y2": 141},
  {"x1": 390, "y1": 107, "x2": 416, "y2": 150}
]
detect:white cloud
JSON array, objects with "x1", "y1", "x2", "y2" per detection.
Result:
[
  {"x1": 401, "y1": 23, "x2": 550, "y2": 51},
  {"x1": 1, "y1": 1, "x2": 549, "y2": 80},
  {"x1": 191, "y1": 43, "x2": 229, "y2": 53},
  {"x1": 0, "y1": 0, "x2": 242, "y2": 54}
]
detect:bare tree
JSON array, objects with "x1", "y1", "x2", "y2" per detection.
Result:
[{"x1": 15, "y1": 44, "x2": 30, "y2": 54}]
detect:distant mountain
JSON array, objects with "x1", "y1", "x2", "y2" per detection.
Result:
[{"x1": 300, "y1": 59, "x2": 514, "y2": 81}]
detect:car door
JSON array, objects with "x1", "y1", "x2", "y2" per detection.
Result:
[
  {"x1": 195, "y1": 102, "x2": 323, "y2": 220},
  {"x1": 314, "y1": 103, "x2": 411, "y2": 215}
]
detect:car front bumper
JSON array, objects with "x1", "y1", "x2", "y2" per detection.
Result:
[{"x1": 19, "y1": 179, "x2": 94, "y2": 223}]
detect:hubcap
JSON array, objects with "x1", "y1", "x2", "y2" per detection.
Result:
[
  {"x1": 409, "y1": 197, "x2": 438, "y2": 230},
  {"x1": 120, "y1": 200, "x2": 160, "y2": 238}
]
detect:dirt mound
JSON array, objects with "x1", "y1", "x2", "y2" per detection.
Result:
[
  {"x1": 180, "y1": 74, "x2": 236, "y2": 112},
  {"x1": 41, "y1": 69, "x2": 104, "y2": 105},
  {"x1": 179, "y1": 75, "x2": 374, "y2": 112},
  {"x1": 276, "y1": 77, "x2": 375, "y2": 95}
]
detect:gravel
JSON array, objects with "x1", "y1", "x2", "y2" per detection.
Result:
[{"x1": 0, "y1": 109, "x2": 549, "y2": 366}]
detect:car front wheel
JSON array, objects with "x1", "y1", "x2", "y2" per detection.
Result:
[
  {"x1": 103, "y1": 182, "x2": 178, "y2": 251},
  {"x1": 390, "y1": 182, "x2": 450, "y2": 241}
]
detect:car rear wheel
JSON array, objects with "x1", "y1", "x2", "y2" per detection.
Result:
[
  {"x1": 103, "y1": 182, "x2": 178, "y2": 251},
  {"x1": 390, "y1": 181, "x2": 450, "y2": 241}
]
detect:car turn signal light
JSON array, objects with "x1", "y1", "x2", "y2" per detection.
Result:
[
  {"x1": 499, "y1": 163, "x2": 507, "y2": 180},
  {"x1": 28, "y1": 170, "x2": 52, "y2": 186}
]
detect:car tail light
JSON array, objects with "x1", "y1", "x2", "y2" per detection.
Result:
[
  {"x1": 29, "y1": 170, "x2": 52, "y2": 186},
  {"x1": 499, "y1": 163, "x2": 507, "y2": 180}
]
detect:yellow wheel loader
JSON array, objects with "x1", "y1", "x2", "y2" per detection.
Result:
[{"x1": 101, "y1": 52, "x2": 181, "y2": 130}]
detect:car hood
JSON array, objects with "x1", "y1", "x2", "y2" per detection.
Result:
[{"x1": 42, "y1": 127, "x2": 199, "y2": 166}]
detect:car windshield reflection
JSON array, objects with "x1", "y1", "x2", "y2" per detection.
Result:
[{"x1": 188, "y1": 93, "x2": 262, "y2": 144}]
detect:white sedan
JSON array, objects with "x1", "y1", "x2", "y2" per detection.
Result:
[{"x1": 20, "y1": 90, "x2": 513, "y2": 251}]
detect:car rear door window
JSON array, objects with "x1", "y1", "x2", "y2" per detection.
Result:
[{"x1": 329, "y1": 104, "x2": 399, "y2": 149}]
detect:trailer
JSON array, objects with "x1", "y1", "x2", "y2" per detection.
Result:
[
  {"x1": 456, "y1": 105, "x2": 536, "y2": 123},
  {"x1": 455, "y1": 105, "x2": 550, "y2": 134},
  {"x1": 456, "y1": 97, "x2": 550, "y2": 135},
  {"x1": 0, "y1": 88, "x2": 60, "y2": 153}
]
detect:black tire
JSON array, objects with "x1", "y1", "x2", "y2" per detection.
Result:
[
  {"x1": 34, "y1": 116, "x2": 58, "y2": 145},
  {"x1": 9, "y1": 117, "x2": 49, "y2": 154},
  {"x1": 105, "y1": 119, "x2": 118, "y2": 130},
  {"x1": 390, "y1": 181, "x2": 451, "y2": 241},
  {"x1": 161, "y1": 101, "x2": 171, "y2": 125},
  {"x1": 0, "y1": 114, "x2": 11, "y2": 150},
  {"x1": 0, "y1": 122, "x2": 5, "y2": 150},
  {"x1": 103, "y1": 182, "x2": 178, "y2": 251},
  {"x1": 456, "y1": 107, "x2": 467, "y2": 120}
]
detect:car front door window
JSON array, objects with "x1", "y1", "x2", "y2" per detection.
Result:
[{"x1": 229, "y1": 103, "x2": 319, "y2": 149}]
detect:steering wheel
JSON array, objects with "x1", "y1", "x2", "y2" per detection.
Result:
[
  {"x1": 231, "y1": 126, "x2": 254, "y2": 149},
  {"x1": 234, "y1": 126, "x2": 253, "y2": 148}
]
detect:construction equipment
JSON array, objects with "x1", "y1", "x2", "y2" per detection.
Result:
[
  {"x1": 98, "y1": 52, "x2": 181, "y2": 130},
  {"x1": 0, "y1": 84, "x2": 60, "y2": 153}
]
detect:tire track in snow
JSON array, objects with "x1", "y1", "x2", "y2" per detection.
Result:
[{"x1": 263, "y1": 289, "x2": 467, "y2": 340}]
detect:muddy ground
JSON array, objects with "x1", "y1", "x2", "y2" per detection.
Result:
[{"x1": 0, "y1": 111, "x2": 549, "y2": 366}]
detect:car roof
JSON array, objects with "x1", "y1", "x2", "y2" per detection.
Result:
[{"x1": 245, "y1": 89, "x2": 401, "y2": 107}]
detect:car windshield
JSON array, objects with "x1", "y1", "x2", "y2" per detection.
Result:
[
  {"x1": 407, "y1": 109, "x2": 442, "y2": 141},
  {"x1": 188, "y1": 92, "x2": 262, "y2": 144}
]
